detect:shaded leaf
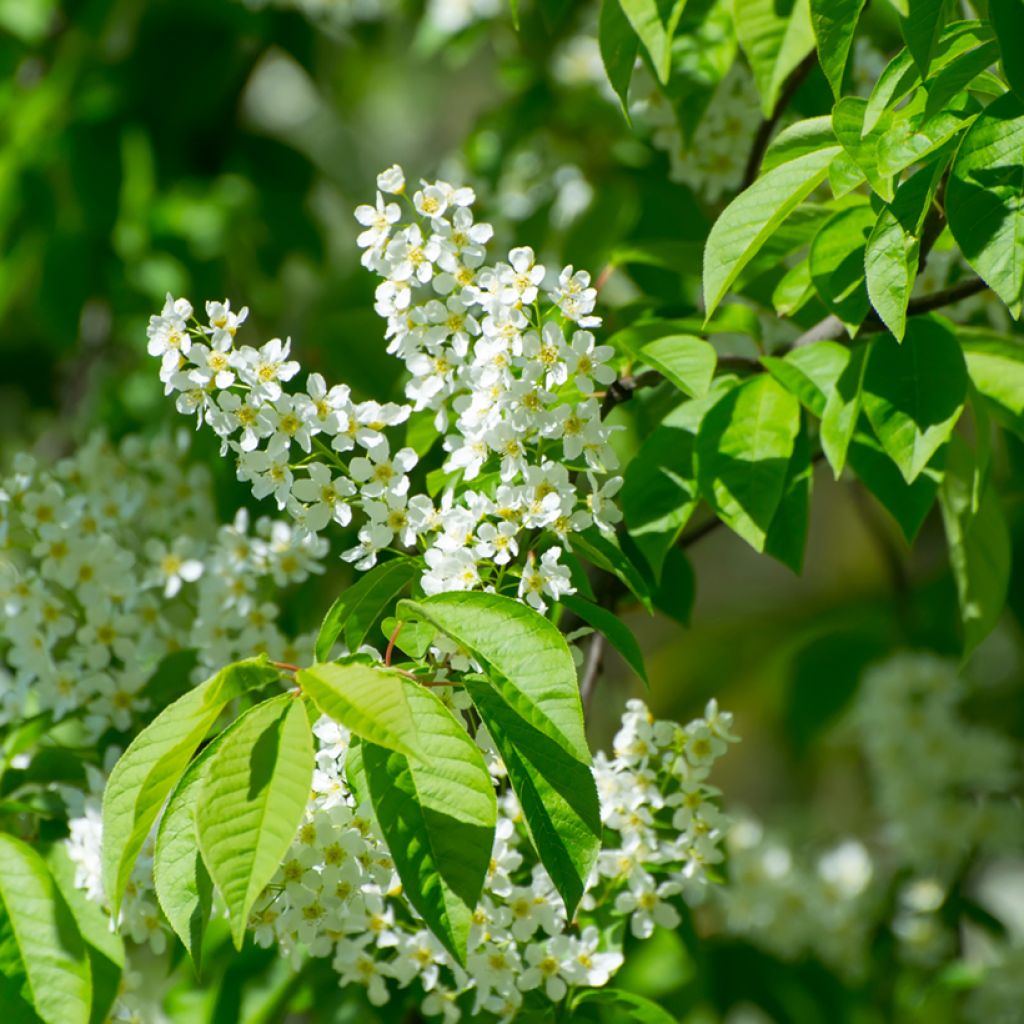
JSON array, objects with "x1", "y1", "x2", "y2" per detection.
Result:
[
  {"x1": 808, "y1": 203, "x2": 875, "y2": 334},
  {"x1": 560, "y1": 593, "x2": 648, "y2": 683},
  {"x1": 810, "y1": 0, "x2": 866, "y2": 97}
]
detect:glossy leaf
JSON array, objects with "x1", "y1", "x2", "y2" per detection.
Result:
[
  {"x1": 810, "y1": 0, "x2": 866, "y2": 97},
  {"x1": 961, "y1": 329, "x2": 1024, "y2": 437},
  {"x1": 764, "y1": 417, "x2": 812, "y2": 573},
  {"x1": 640, "y1": 334, "x2": 716, "y2": 398},
  {"x1": 196, "y1": 694, "x2": 314, "y2": 949},
  {"x1": 877, "y1": 90, "x2": 979, "y2": 176},
  {"x1": 568, "y1": 527, "x2": 653, "y2": 610},
  {"x1": 362, "y1": 682, "x2": 495, "y2": 963},
  {"x1": 809, "y1": 204, "x2": 874, "y2": 334},
  {"x1": 571, "y1": 987, "x2": 678, "y2": 1023},
  {"x1": 761, "y1": 116, "x2": 835, "y2": 173},
  {"x1": 833, "y1": 96, "x2": 895, "y2": 201},
  {"x1": 761, "y1": 340, "x2": 849, "y2": 418},
  {"x1": 101, "y1": 656, "x2": 279, "y2": 914},
  {"x1": 900, "y1": 0, "x2": 951, "y2": 75},
  {"x1": 820, "y1": 343, "x2": 868, "y2": 479}
]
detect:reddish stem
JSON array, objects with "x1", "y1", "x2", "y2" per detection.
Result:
[
  {"x1": 273, "y1": 661, "x2": 302, "y2": 674},
  {"x1": 385, "y1": 621, "x2": 404, "y2": 667}
]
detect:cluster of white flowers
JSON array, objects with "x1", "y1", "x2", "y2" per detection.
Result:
[
  {"x1": 149, "y1": 165, "x2": 622, "y2": 612},
  {"x1": 0, "y1": 433, "x2": 325, "y2": 737},
  {"x1": 857, "y1": 653, "x2": 1020, "y2": 875},
  {"x1": 61, "y1": 699, "x2": 733, "y2": 1019}
]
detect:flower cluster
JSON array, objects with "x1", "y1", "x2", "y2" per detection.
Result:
[
  {"x1": 65, "y1": 698, "x2": 736, "y2": 1020},
  {"x1": 856, "y1": 653, "x2": 1020, "y2": 874},
  {"x1": 0, "y1": 432, "x2": 325, "y2": 737},
  {"x1": 149, "y1": 165, "x2": 622, "y2": 611}
]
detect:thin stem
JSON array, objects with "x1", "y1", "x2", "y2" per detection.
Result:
[{"x1": 385, "y1": 621, "x2": 403, "y2": 666}]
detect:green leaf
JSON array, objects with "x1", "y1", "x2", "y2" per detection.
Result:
[
  {"x1": 652, "y1": 546, "x2": 696, "y2": 624},
  {"x1": 900, "y1": 0, "x2": 952, "y2": 75},
  {"x1": 196, "y1": 694, "x2": 314, "y2": 949},
  {"x1": 618, "y1": 0, "x2": 687, "y2": 84},
  {"x1": 865, "y1": 158, "x2": 946, "y2": 340},
  {"x1": 848, "y1": 429, "x2": 942, "y2": 541},
  {"x1": 990, "y1": 0, "x2": 1024, "y2": 100},
  {"x1": 961, "y1": 329, "x2": 1024, "y2": 436},
  {"x1": 0, "y1": 834, "x2": 91, "y2": 1024},
  {"x1": 947, "y1": 91, "x2": 1024, "y2": 318},
  {"x1": 560, "y1": 593, "x2": 648, "y2": 683},
  {"x1": 462, "y1": 676, "x2": 601, "y2": 919},
  {"x1": 762, "y1": 340, "x2": 849, "y2": 418},
  {"x1": 833, "y1": 96, "x2": 895, "y2": 201},
  {"x1": 810, "y1": 0, "x2": 866, "y2": 97},
  {"x1": 639, "y1": 334, "x2": 716, "y2": 398},
  {"x1": 703, "y1": 145, "x2": 840, "y2": 316},
  {"x1": 764, "y1": 416, "x2": 812, "y2": 573},
  {"x1": 296, "y1": 661, "x2": 423, "y2": 760},
  {"x1": 101, "y1": 656, "x2": 279, "y2": 915},
  {"x1": 568, "y1": 528, "x2": 653, "y2": 610},
  {"x1": 153, "y1": 727, "x2": 237, "y2": 970},
  {"x1": 571, "y1": 987, "x2": 678, "y2": 1023},
  {"x1": 877, "y1": 90, "x2": 979, "y2": 176},
  {"x1": 809, "y1": 204, "x2": 875, "y2": 334},
  {"x1": 599, "y1": 0, "x2": 639, "y2": 115},
  {"x1": 820, "y1": 343, "x2": 868, "y2": 478},
  {"x1": 696, "y1": 375, "x2": 802, "y2": 554},
  {"x1": 397, "y1": 592, "x2": 600, "y2": 914},
  {"x1": 362, "y1": 683, "x2": 495, "y2": 963},
  {"x1": 862, "y1": 318, "x2": 967, "y2": 483},
  {"x1": 939, "y1": 435, "x2": 1011, "y2": 655},
  {"x1": 45, "y1": 846, "x2": 123, "y2": 1024},
  {"x1": 761, "y1": 116, "x2": 836, "y2": 173},
  {"x1": 315, "y1": 558, "x2": 420, "y2": 662},
  {"x1": 923, "y1": 38, "x2": 1001, "y2": 117},
  {"x1": 772, "y1": 259, "x2": 817, "y2": 316},
  {"x1": 735, "y1": 0, "x2": 816, "y2": 116}
]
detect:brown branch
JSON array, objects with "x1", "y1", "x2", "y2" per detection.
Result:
[
  {"x1": 580, "y1": 630, "x2": 607, "y2": 715},
  {"x1": 742, "y1": 53, "x2": 818, "y2": 190}
]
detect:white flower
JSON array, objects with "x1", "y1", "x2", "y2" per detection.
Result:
[
  {"x1": 290, "y1": 463, "x2": 356, "y2": 532},
  {"x1": 350, "y1": 441, "x2": 418, "y2": 499},
  {"x1": 233, "y1": 338, "x2": 300, "y2": 403},
  {"x1": 354, "y1": 191, "x2": 401, "y2": 250},
  {"x1": 204, "y1": 298, "x2": 248, "y2": 347},
  {"x1": 517, "y1": 547, "x2": 573, "y2": 610},
  {"x1": 376, "y1": 164, "x2": 405, "y2": 194}
]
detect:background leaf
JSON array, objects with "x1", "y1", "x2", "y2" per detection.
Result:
[
  {"x1": 809, "y1": 0, "x2": 866, "y2": 97},
  {"x1": 735, "y1": 0, "x2": 816, "y2": 116}
]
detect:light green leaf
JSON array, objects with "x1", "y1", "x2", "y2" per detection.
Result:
[
  {"x1": 990, "y1": 0, "x2": 1024, "y2": 100},
  {"x1": 46, "y1": 846, "x2": 123, "y2": 1024},
  {"x1": 696, "y1": 375, "x2": 801, "y2": 553},
  {"x1": 560, "y1": 593, "x2": 648, "y2": 683},
  {"x1": 960, "y1": 329, "x2": 1024, "y2": 437},
  {"x1": 820, "y1": 343, "x2": 867, "y2": 478},
  {"x1": 865, "y1": 158, "x2": 945, "y2": 340},
  {"x1": 315, "y1": 557, "x2": 420, "y2": 662},
  {"x1": 810, "y1": 0, "x2": 866, "y2": 97},
  {"x1": 828, "y1": 149, "x2": 868, "y2": 198},
  {"x1": 571, "y1": 987, "x2": 678, "y2": 1023},
  {"x1": 196, "y1": 694, "x2": 314, "y2": 949},
  {"x1": 832, "y1": 96, "x2": 895, "y2": 201},
  {"x1": 640, "y1": 334, "x2": 716, "y2": 398},
  {"x1": 296, "y1": 661, "x2": 422, "y2": 760},
  {"x1": 861, "y1": 317, "x2": 967, "y2": 483},
  {"x1": 735, "y1": 0, "x2": 816, "y2": 116},
  {"x1": 703, "y1": 145, "x2": 840, "y2": 316},
  {"x1": 0, "y1": 834, "x2": 91, "y2": 1024},
  {"x1": 939, "y1": 435, "x2": 1010, "y2": 655},
  {"x1": 761, "y1": 116, "x2": 835, "y2": 173},
  {"x1": 877, "y1": 90, "x2": 979, "y2": 176},
  {"x1": 761, "y1": 340, "x2": 849, "y2": 418},
  {"x1": 101, "y1": 656, "x2": 279, "y2": 915},
  {"x1": 947, "y1": 91, "x2": 1024, "y2": 318},
  {"x1": 362, "y1": 683, "x2": 495, "y2": 963},
  {"x1": 848, "y1": 429, "x2": 942, "y2": 541},
  {"x1": 900, "y1": 0, "x2": 952, "y2": 75},
  {"x1": 809, "y1": 204, "x2": 875, "y2": 334},
  {"x1": 618, "y1": 0, "x2": 687, "y2": 84},
  {"x1": 772, "y1": 259, "x2": 816, "y2": 316},
  {"x1": 599, "y1": 0, "x2": 640, "y2": 114}
]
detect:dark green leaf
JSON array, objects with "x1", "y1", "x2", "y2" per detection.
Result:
[
  {"x1": 990, "y1": 0, "x2": 1024, "y2": 99},
  {"x1": 599, "y1": 0, "x2": 640, "y2": 114},
  {"x1": 560, "y1": 593, "x2": 648, "y2": 683},
  {"x1": 900, "y1": 0, "x2": 953, "y2": 75},
  {"x1": 810, "y1": 0, "x2": 866, "y2": 97},
  {"x1": 809, "y1": 204, "x2": 875, "y2": 334},
  {"x1": 735, "y1": 0, "x2": 816, "y2": 116}
]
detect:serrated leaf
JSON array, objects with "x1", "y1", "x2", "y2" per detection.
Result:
[
  {"x1": 810, "y1": 0, "x2": 866, "y2": 97},
  {"x1": 761, "y1": 116, "x2": 836, "y2": 173},
  {"x1": 832, "y1": 96, "x2": 895, "y2": 201},
  {"x1": 640, "y1": 334, "x2": 716, "y2": 398},
  {"x1": 939, "y1": 435, "x2": 1010, "y2": 655},
  {"x1": 828, "y1": 149, "x2": 868, "y2": 198},
  {"x1": 820, "y1": 343, "x2": 867, "y2": 478},
  {"x1": 196, "y1": 695, "x2": 314, "y2": 949},
  {"x1": 809, "y1": 204, "x2": 875, "y2": 334},
  {"x1": 0, "y1": 834, "x2": 91, "y2": 1024},
  {"x1": 101, "y1": 656, "x2": 279, "y2": 915},
  {"x1": 961, "y1": 329, "x2": 1024, "y2": 437},
  {"x1": 947, "y1": 91, "x2": 1024, "y2": 318},
  {"x1": 735, "y1": 0, "x2": 816, "y2": 116},
  {"x1": 877, "y1": 89, "x2": 979, "y2": 176},
  {"x1": 865, "y1": 158, "x2": 946, "y2": 340},
  {"x1": 315, "y1": 558, "x2": 420, "y2": 662},
  {"x1": 862, "y1": 318, "x2": 967, "y2": 483},
  {"x1": 703, "y1": 145, "x2": 840, "y2": 317},
  {"x1": 560, "y1": 593, "x2": 648, "y2": 683},
  {"x1": 362, "y1": 683, "x2": 495, "y2": 963},
  {"x1": 296, "y1": 661, "x2": 423, "y2": 760},
  {"x1": 599, "y1": 0, "x2": 639, "y2": 115},
  {"x1": 761, "y1": 340, "x2": 849, "y2": 418},
  {"x1": 900, "y1": 0, "x2": 952, "y2": 75},
  {"x1": 990, "y1": 0, "x2": 1024, "y2": 100},
  {"x1": 696, "y1": 375, "x2": 801, "y2": 554}
]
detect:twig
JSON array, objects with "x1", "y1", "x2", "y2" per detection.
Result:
[
  {"x1": 580, "y1": 630, "x2": 607, "y2": 715},
  {"x1": 742, "y1": 53, "x2": 818, "y2": 189},
  {"x1": 385, "y1": 621, "x2": 403, "y2": 666}
]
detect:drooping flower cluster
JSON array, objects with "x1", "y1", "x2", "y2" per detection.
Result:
[
  {"x1": 149, "y1": 165, "x2": 622, "y2": 611},
  {"x1": 856, "y1": 653, "x2": 1020, "y2": 874},
  {"x1": 0, "y1": 432, "x2": 325, "y2": 737},
  {"x1": 66, "y1": 698, "x2": 736, "y2": 1020}
]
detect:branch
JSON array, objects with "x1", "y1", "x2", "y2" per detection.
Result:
[
  {"x1": 742, "y1": 53, "x2": 818, "y2": 190},
  {"x1": 580, "y1": 630, "x2": 607, "y2": 715}
]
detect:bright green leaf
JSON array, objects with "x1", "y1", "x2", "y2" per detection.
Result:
[
  {"x1": 961, "y1": 330, "x2": 1024, "y2": 437},
  {"x1": 772, "y1": 258, "x2": 817, "y2": 316},
  {"x1": 761, "y1": 340, "x2": 849, "y2": 418},
  {"x1": 924, "y1": 38, "x2": 1001, "y2": 117},
  {"x1": 761, "y1": 116, "x2": 835, "y2": 173},
  {"x1": 833, "y1": 96, "x2": 895, "y2": 201},
  {"x1": 764, "y1": 417, "x2": 813, "y2": 573},
  {"x1": 618, "y1": 0, "x2": 687, "y2": 84},
  {"x1": 640, "y1": 334, "x2": 716, "y2": 398},
  {"x1": 820, "y1": 343, "x2": 868, "y2": 478},
  {"x1": 703, "y1": 145, "x2": 840, "y2": 316},
  {"x1": 877, "y1": 90, "x2": 979, "y2": 176},
  {"x1": 862, "y1": 318, "x2": 967, "y2": 483},
  {"x1": 571, "y1": 987, "x2": 678, "y2": 1023},
  {"x1": 101, "y1": 656, "x2": 279, "y2": 915},
  {"x1": 196, "y1": 694, "x2": 314, "y2": 949},
  {"x1": 947, "y1": 91, "x2": 1024, "y2": 318},
  {"x1": 810, "y1": 0, "x2": 866, "y2": 97},
  {"x1": 599, "y1": 0, "x2": 639, "y2": 114},
  {"x1": 735, "y1": 0, "x2": 816, "y2": 116},
  {"x1": 809, "y1": 204, "x2": 875, "y2": 334}
]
